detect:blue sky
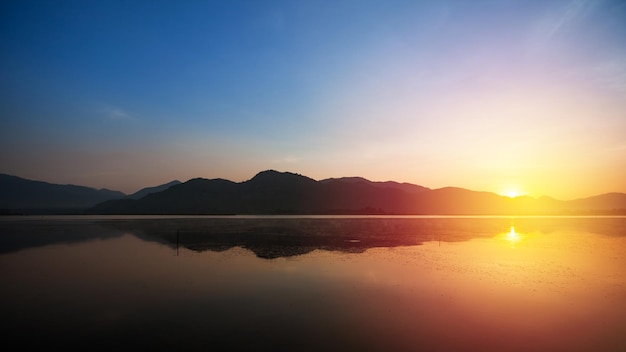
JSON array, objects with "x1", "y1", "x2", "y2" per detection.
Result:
[{"x1": 1, "y1": 0, "x2": 625, "y2": 199}]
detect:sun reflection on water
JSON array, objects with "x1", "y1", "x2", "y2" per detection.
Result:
[{"x1": 498, "y1": 225, "x2": 524, "y2": 248}]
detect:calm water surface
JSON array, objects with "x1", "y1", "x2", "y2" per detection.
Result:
[{"x1": 1, "y1": 216, "x2": 625, "y2": 351}]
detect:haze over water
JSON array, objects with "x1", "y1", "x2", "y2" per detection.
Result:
[{"x1": 1, "y1": 216, "x2": 625, "y2": 351}]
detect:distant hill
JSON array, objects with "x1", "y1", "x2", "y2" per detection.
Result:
[
  {"x1": 564, "y1": 193, "x2": 626, "y2": 212},
  {"x1": 127, "y1": 180, "x2": 181, "y2": 200},
  {"x1": 0, "y1": 173, "x2": 125, "y2": 214},
  {"x1": 90, "y1": 170, "x2": 626, "y2": 215}
]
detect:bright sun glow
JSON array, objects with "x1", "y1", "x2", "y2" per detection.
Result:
[
  {"x1": 500, "y1": 186, "x2": 525, "y2": 198},
  {"x1": 505, "y1": 190, "x2": 520, "y2": 198}
]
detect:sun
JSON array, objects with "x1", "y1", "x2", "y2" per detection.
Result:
[
  {"x1": 504, "y1": 190, "x2": 521, "y2": 198},
  {"x1": 499, "y1": 185, "x2": 525, "y2": 198}
]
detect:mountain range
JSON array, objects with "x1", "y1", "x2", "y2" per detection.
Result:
[
  {"x1": 0, "y1": 173, "x2": 179, "y2": 214},
  {"x1": 1, "y1": 170, "x2": 624, "y2": 215}
]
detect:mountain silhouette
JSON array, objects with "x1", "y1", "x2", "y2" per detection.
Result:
[
  {"x1": 127, "y1": 180, "x2": 181, "y2": 199},
  {"x1": 2, "y1": 171, "x2": 624, "y2": 215},
  {"x1": 0, "y1": 173, "x2": 125, "y2": 214},
  {"x1": 320, "y1": 176, "x2": 430, "y2": 194},
  {"x1": 90, "y1": 170, "x2": 626, "y2": 215}
]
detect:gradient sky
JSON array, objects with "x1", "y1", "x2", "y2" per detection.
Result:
[{"x1": 1, "y1": 0, "x2": 625, "y2": 199}]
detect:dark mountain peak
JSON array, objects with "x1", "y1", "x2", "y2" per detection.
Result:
[
  {"x1": 128, "y1": 180, "x2": 182, "y2": 200},
  {"x1": 182, "y1": 177, "x2": 235, "y2": 185},
  {"x1": 182, "y1": 177, "x2": 237, "y2": 188},
  {"x1": 187, "y1": 177, "x2": 209, "y2": 182},
  {"x1": 251, "y1": 169, "x2": 296, "y2": 179},
  {"x1": 255, "y1": 169, "x2": 281, "y2": 176},
  {"x1": 247, "y1": 170, "x2": 317, "y2": 185},
  {"x1": 320, "y1": 176, "x2": 370, "y2": 184}
]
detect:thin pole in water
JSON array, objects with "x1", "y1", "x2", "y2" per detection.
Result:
[{"x1": 176, "y1": 230, "x2": 179, "y2": 256}]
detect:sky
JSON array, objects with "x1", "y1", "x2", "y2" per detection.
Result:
[{"x1": 1, "y1": 0, "x2": 625, "y2": 200}]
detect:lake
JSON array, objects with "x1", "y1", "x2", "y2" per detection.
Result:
[{"x1": 1, "y1": 215, "x2": 625, "y2": 351}]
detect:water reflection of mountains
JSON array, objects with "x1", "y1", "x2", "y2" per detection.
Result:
[{"x1": 2, "y1": 217, "x2": 624, "y2": 258}]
